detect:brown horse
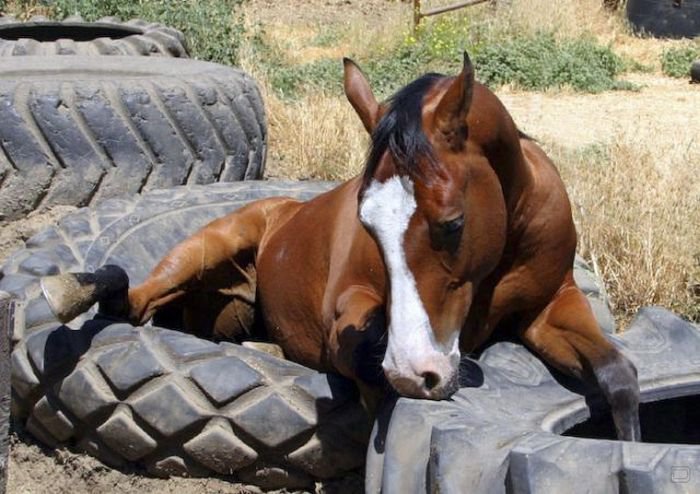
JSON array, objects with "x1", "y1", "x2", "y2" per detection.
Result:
[{"x1": 121, "y1": 53, "x2": 640, "y2": 440}]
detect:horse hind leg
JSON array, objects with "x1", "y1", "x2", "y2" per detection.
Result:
[
  {"x1": 518, "y1": 271, "x2": 641, "y2": 442},
  {"x1": 153, "y1": 253, "x2": 259, "y2": 341},
  {"x1": 128, "y1": 198, "x2": 289, "y2": 337}
]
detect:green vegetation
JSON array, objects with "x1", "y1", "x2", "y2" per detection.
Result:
[
  {"x1": 4, "y1": 0, "x2": 246, "y2": 65},
  {"x1": 661, "y1": 44, "x2": 700, "y2": 78},
  {"x1": 310, "y1": 26, "x2": 342, "y2": 48},
  {"x1": 255, "y1": 14, "x2": 634, "y2": 99},
  {"x1": 473, "y1": 34, "x2": 633, "y2": 92}
]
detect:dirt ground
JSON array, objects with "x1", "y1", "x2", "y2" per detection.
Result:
[
  {"x1": 8, "y1": 432, "x2": 257, "y2": 494},
  {"x1": 1, "y1": 1, "x2": 699, "y2": 493},
  {"x1": 7, "y1": 429, "x2": 362, "y2": 494},
  {"x1": 498, "y1": 74, "x2": 700, "y2": 151}
]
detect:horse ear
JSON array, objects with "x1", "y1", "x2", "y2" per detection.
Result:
[
  {"x1": 343, "y1": 58, "x2": 379, "y2": 134},
  {"x1": 434, "y1": 51, "x2": 475, "y2": 136}
]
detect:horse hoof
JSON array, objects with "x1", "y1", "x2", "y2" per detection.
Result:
[{"x1": 41, "y1": 264, "x2": 130, "y2": 324}]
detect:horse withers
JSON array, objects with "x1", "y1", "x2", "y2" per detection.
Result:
[{"x1": 45, "y1": 53, "x2": 641, "y2": 441}]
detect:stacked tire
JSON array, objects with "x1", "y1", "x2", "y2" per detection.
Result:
[
  {"x1": 366, "y1": 307, "x2": 700, "y2": 493},
  {"x1": 1, "y1": 182, "x2": 369, "y2": 490},
  {"x1": 0, "y1": 15, "x2": 266, "y2": 221},
  {"x1": 0, "y1": 181, "x2": 623, "y2": 490},
  {"x1": 0, "y1": 16, "x2": 188, "y2": 57}
]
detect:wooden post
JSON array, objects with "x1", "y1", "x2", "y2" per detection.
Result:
[
  {"x1": 413, "y1": 0, "x2": 422, "y2": 31},
  {"x1": 0, "y1": 292, "x2": 12, "y2": 494}
]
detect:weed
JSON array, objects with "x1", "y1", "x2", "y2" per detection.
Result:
[
  {"x1": 661, "y1": 43, "x2": 700, "y2": 78},
  {"x1": 311, "y1": 27, "x2": 342, "y2": 48},
  {"x1": 473, "y1": 33, "x2": 631, "y2": 92}
]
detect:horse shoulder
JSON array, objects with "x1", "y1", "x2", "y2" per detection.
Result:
[{"x1": 255, "y1": 181, "x2": 377, "y2": 369}]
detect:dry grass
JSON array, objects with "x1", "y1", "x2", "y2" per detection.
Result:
[
  {"x1": 261, "y1": 9, "x2": 411, "y2": 66},
  {"x1": 260, "y1": 84, "x2": 368, "y2": 180},
  {"x1": 245, "y1": 0, "x2": 410, "y2": 67},
  {"x1": 2, "y1": 0, "x2": 52, "y2": 18},
  {"x1": 493, "y1": 0, "x2": 615, "y2": 38},
  {"x1": 240, "y1": 45, "x2": 368, "y2": 179},
  {"x1": 239, "y1": 1, "x2": 410, "y2": 179},
  {"x1": 554, "y1": 134, "x2": 700, "y2": 324}
]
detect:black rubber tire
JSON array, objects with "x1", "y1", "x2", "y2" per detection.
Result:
[
  {"x1": 0, "y1": 56, "x2": 266, "y2": 222},
  {"x1": 626, "y1": 0, "x2": 700, "y2": 38},
  {"x1": 366, "y1": 307, "x2": 700, "y2": 493},
  {"x1": 0, "y1": 293, "x2": 10, "y2": 491},
  {"x1": 691, "y1": 59, "x2": 700, "y2": 82},
  {"x1": 0, "y1": 15, "x2": 188, "y2": 57},
  {"x1": 0, "y1": 181, "x2": 617, "y2": 490}
]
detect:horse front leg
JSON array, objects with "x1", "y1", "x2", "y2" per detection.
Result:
[
  {"x1": 327, "y1": 285, "x2": 387, "y2": 416},
  {"x1": 518, "y1": 270, "x2": 641, "y2": 442}
]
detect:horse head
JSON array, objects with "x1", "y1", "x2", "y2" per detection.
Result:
[{"x1": 344, "y1": 53, "x2": 509, "y2": 400}]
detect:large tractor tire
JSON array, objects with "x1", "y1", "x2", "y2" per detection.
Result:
[
  {"x1": 691, "y1": 59, "x2": 700, "y2": 82},
  {"x1": 0, "y1": 56, "x2": 266, "y2": 222},
  {"x1": 626, "y1": 0, "x2": 700, "y2": 38},
  {"x1": 366, "y1": 307, "x2": 700, "y2": 493},
  {"x1": 0, "y1": 15, "x2": 188, "y2": 57},
  {"x1": 0, "y1": 182, "x2": 619, "y2": 490},
  {"x1": 1, "y1": 182, "x2": 367, "y2": 490}
]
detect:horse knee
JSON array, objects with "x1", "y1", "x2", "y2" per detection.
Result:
[
  {"x1": 127, "y1": 286, "x2": 160, "y2": 325},
  {"x1": 329, "y1": 309, "x2": 386, "y2": 387}
]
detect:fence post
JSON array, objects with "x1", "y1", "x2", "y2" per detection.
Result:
[
  {"x1": 0, "y1": 292, "x2": 12, "y2": 494},
  {"x1": 413, "y1": 0, "x2": 422, "y2": 30}
]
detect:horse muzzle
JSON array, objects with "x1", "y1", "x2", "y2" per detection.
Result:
[{"x1": 382, "y1": 350, "x2": 460, "y2": 400}]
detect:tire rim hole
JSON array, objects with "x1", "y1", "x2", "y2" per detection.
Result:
[
  {"x1": 562, "y1": 394, "x2": 700, "y2": 444},
  {"x1": 0, "y1": 25, "x2": 142, "y2": 42}
]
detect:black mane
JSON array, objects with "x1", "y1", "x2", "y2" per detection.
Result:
[{"x1": 362, "y1": 73, "x2": 444, "y2": 188}]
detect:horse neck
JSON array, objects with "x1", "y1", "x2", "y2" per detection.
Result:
[
  {"x1": 481, "y1": 119, "x2": 532, "y2": 215},
  {"x1": 489, "y1": 140, "x2": 530, "y2": 211},
  {"x1": 467, "y1": 85, "x2": 532, "y2": 214}
]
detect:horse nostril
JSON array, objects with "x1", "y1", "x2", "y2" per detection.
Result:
[{"x1": 421, "y1": 371, "x2": 441, "y2": 391}]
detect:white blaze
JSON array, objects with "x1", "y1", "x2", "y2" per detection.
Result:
[{"x1": 359, "y1": 176, "x2": 459, "y2": 379}]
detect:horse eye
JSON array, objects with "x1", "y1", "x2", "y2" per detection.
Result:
[
  {"x1": 439, "y1": 215, "x2": 464, "y2": 235},
  {"x1": 430, "y1": 215, "x2": 464, "y2": 252}
]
